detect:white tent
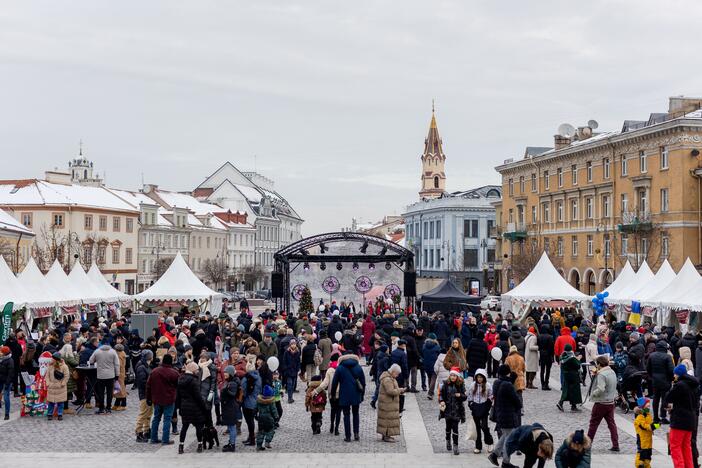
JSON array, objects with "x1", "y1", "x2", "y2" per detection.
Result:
[
  {"x1": 18, "y1": 258, "x2": 65, "y2": 312},
  {"x1": 45, "y1": 260, "x2": 83, "y2": 306},
  {"x1": 624, "y1": 260, "x2": 677, "y2": 306},
  {"x1": 0, "y1": 256, "x2": 33, "y2": 310},
  {"x1": 87, "y1": 264, "x2": 131, "y2": 303},
  {"x1": 607, "y1": 261, "x2": 655, "y2": 305},
  {"x1": 603, "y1": 261, "x2": 636, "y2": 305},
  {"x1": 68, "y1": 262, "x2": 104, "y2": 304},
  {"x1": 654, "y1": 258, "x2": 702, "y2": 309},
  {"x1": 135, "y1": 252, "x2": 222, "y2": 311},
  {"x1": 503, "y1": 252, "x2": 589, "y2": 302}
]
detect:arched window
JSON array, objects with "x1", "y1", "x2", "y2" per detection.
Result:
[
  {"x1": 433, "y1": 176, "x2": 440, "y2": 188},
  {"x1": 84, "y1": 169, "x2": 87, "y2": 179}
]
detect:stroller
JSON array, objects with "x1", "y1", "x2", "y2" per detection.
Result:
[{"x1": 616, "y1": 369, "x2": 647, "y2": 414}]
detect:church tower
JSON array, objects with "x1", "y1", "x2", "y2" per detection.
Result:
[{"x1": 419, "y1": 103, "x2": 446, "y2": 199}]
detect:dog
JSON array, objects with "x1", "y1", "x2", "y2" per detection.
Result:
[{"x1": 202, "y1": 425, "x2": 220, "y2": 450}]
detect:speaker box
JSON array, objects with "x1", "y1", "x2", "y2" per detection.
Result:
[
  {"x1": 403, "y1": 271, "x2": 417, "y2": 297},
  {"x1": 271, "y1": 272, "x2": 284, "y2": 298}
]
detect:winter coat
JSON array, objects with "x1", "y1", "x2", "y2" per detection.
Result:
[
  {"x1": 315, "y1": 364, "x2": 337, "y2": 399},
  {"x1": 318, "y1": 337, "x2": 332, "y2": 371},
  {"x1": 301, "y1": 342, "x2": 318, "y2": 367},
  {"x1": 46, "y1": 362, "x2": 69, "y2": 403},
  {"x1": 509, "y1": 329, "x2": 526, "y2": 356},
  {"x1": 114, "y1": 351, "x2": 128, "y2": 398},
  {"x1": 466, "y1": 337, "x2": 488, "y2": 375},
  {"x1": 484, "y1": 330, "x2": 498, "y2": 351},
  {"x1": 646, "y1": 341, "x2": 674, "y2": 391},
  {"x1": 443, "y1": 345, "x2": 467, "y2": 371},
  {"x1": 422, "y1": 339, "x2": 441, "y2": 374},
  {"x1": 361, "y1": 319, "x2": 376, "y2": 355},
  {"x1": 664, "y1": 373, "x2": 700, "y2": 431},
  {"x1": 537, "y1": 325, "x2": 554, "y2": 364},
  {"x1": 88, "y1": 344, "x2": 120, "y2": 380},
  {"x1": 554, "y1": 328, "x2": 576, "y2": 359},
  {"x1": 282, "y1": 348, "x2": 301, "y2": 379},
  {"x1": 62, "y1": 351, "x2": 79, "y2": 396},
  {"x1": 589, "y1": 366, "x2": 617, "y2": 403},
  {"x1": 555, "y1": 433, "x2": 592, "y2": 468},
  {"x1": 241, "y1": 370, "x2": 262, "y2": 410},
  {"x1": 505, "y1": 423, "x2": 554, "y2": 462},
  {"x1": 376, "y1": 371, "x2": 402, "y2": 436},
  {"x1": 439, "y1": 377, "x2": 467, "y2": 422},
  {"x1": 331, "y1": 354, "x2": 365, "y2": 407},
  {"x1": 258, "y1": 340, "x2": 278, "y2": 360},
  {"x1": 0, "y1": 355, "x2": 14, "y2": 385},
  {"x1": 305, "y1": 380, "x2": 326, "y2": 413},
  {"x1": 695, "y1": 346, "x2": 702, "y2": 379},
  {"x1": 524, "y1": 332, "x2": 539, "y2": 373},
  {"x1": 192, "y1": 334, "x2": 215, "y2": 361},
  {"x1": 492, "y1": 376, "x2": 522, "y2": 429},
  {"x1": 374, "y1": 346, "x2": 391, "y2": 380},
  {"x1": 177, "y1": 372, "x2": 208, "y2": 425},
  {"x1": 679, "y1": 346, "x2": 694, "y2": 373},
  {"x1": 505, "y1": 352, "x2": 526, "y2": 391},
  {"x1": 433, "y1": 354, "x2": 449, "y2": 394},
  {"x1": 390, "y1": 348, "x2": 409, "y2": 387},
  {"x1": 256, "y1": 395, "x2": 278, "y2": 431},
  {"x1": 135, "y1": 357, "x2": 151, "y2": 400},
  {"x1": 199, "y1": 361, "x2": 218, "y2": 409},
  {"x1": 219, "y1": 377, "x2": 242, "y2": 425},
  {"x1": 402, "y1": 333, "x2": 420, "y2": 368},
  {"x1": 559, "y1": 352, "x2": 582, "y2": 405},
  {"x1": 146, "y1": 363, "x2": 180, "y2": 406}
]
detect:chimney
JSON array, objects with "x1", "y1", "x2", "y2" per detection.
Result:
[
  {"x1": 669, "y1": 96, "x2": 702, "y2": 117},
  {"x1": 554, "y1": 135, "x2": 571, "y2": 150},
  {"x1": 576, "y1": 126, "x2": 592, "y2": 141}
]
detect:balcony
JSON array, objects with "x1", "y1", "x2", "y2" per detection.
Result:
[
  {"x1": 618, "y1": 210, "x2": 652, "y2": 233},
  {"x1": 489, "y1": 225, "x2": 501, "y2": 239},
  {"x1": 502, "y1": 222, "x2": 527, "y2": 241}
]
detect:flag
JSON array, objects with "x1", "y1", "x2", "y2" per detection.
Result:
[{"x1": 0, "y1": 302, "x2": 13, "y2": 343}]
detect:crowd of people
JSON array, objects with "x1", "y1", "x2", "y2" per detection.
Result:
[{"x1": 0, "y1": 300, "x2": 699, "y2": 467}]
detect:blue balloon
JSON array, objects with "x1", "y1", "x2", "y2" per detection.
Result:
[
  {"x1": 603, "y1": 291, "x2": 609, "y2": 297},
  {"x1": 596, "y1": 292, "x2": 604, "y2": 299}
]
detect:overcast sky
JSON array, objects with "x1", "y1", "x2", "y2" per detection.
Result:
[{"x1": 2, "y1": 1, "x2": 702, "y2": 235}]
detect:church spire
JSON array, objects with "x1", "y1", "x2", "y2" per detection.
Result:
[{"x1": 419, "y1": 102, "x2": 447, "y2": 200}]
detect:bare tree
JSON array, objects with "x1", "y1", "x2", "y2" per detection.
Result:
[
  {"x1": 241, "y1": 265, "x2": 266, "y2": 290},
  {"x1": 203, "y1": 258, "x2": 228, "y2": 289},
  {"x1": 609, "y1": 223, "x2": 667, "y2": 271},
  {"x1": 153, "y1": 257, "x2": 174, "y2": 280},
  {"x1": 33, "y1": 223, "x2": 81, "y2": 272},
  {"x1": 506, "y1": 237, "x2": 563, "y2": 283}
]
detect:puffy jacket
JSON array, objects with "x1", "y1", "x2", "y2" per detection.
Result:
[
  {"x1": 177, "y1": 372, "x2": 208, "y2": 425},
  {"x1": 537, "y1": 325, "x2": 554, "y2": 363},
  {"x1": 241, "y1": 370, "x2": 262, "y2": 410},
  {"x1": 220, "y1": 377, "x2": 242, "y2": 426},
  {"x1": 509, "y1": 328, "x2": 526, "y2": 356},
  {"x1": 646, "y1": 341, "x2": 674, "y2": 390},
  {"x1": 282, "y1": 348, "x2": 301, "y2": 378},
  {"x1": 146, "y1": 363, "x2": 180, "y2": 406},
  {"x1": 374, "y1": 346, "x2": 390, "y2": 380},
  {"x1": 422, "y1": 339, "x2": 441, "y2": 374},
  {"x1": 0, "y1": 355, "x2": 13, "y2": 384},
  {"x1": 331, "y1": 354, "x2": 365, "y2": 407},
  {"x1": 390, "y1": 348, "x2": 409, "y2": 387},
  {"x1": 589, "y1": 366, "x2": 618, "y2": 403},
  {"x1": 505, "y1": 423, "x2": 553, "y2": 461},
  {"x1": 466, "y1": 335, "x2": 488, "y2": 374},
  {"x1": 554, "y1": 328, "x2": 576, "y2": 359},
  {"x1": 134, "y1": 357, "x2": 151, "y2": 400},
  {"x1": 664, "y1": 373, "x2": 699, "y2": 431},
  {"x1": 492, "y1": 376, "x2": 522, "y2": 429}
]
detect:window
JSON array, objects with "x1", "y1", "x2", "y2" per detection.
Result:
[
  {"x1": 463, "y1": 219, "x2": 479, "y2": 238},
  {"x1": 557, "y1": 237, "x2": 563, "y2": 257},
  {"x1": 586, "y1": 161, "x2": 593, "y2": 182},
  {"x1": 463, "y1": 249, "x2": 478, "y2": 268},
  {"x1": 661, "y1": 188, "x2": 669, "y2": 212},
  {"x1": 423, "y1": 222, "x2": 428, "y2": 239},
  {"x1": 638, "y1": 189, "x2": 648, "y2": 213},
  {"x1": 603, "y1": 158, "x2": 610, "y2": 179},
  {"x1": 112, "y1": 246, "x2": 120, "y2": 264},
  {"x1": 486, "y1": 220, "x2": 493, "y2": 236},
  {"x1": 436, "y1": 220, "x2": 441, "y2": 239},
  {"x1": 641, "y1": 237, "x2": 648, "y2": 256},
  {"x1": 544, "y1": 237, "x2": 550, "y2": 254},
  {"x1": 97, "y1": 245, "x2": 106, "y2": 264},
  {"x1": 429, "y1": 249, "x2": 434, "y2": 268},
  {"x1": 621, "y1": 235, "x2": 628, "y2": 255},
  {"x1": 543, "y1": 170, "x2": 550, "y2": 190},
  {"x1": 52, "y1": 212, "x2": 64, "y2": 228},
  {"x1": 113, "y1": 217, "x2": 120, "y2": 232},
  {"x1": 126, "y1": 247, "x2": 133, "y2": 264},
  {"x1": 660, "y1": 146, "x2": 669, "y2": 169},
  {"x1": 99, "y1": 215, "x2": 107, "y2": 231},
  {"x1": 487, "y1": 248, "x2": 495, "y2": 263},
  {"x1": 621, "y1": 155, "x2": 628, "y2": 176},
  {"x1": 570, "y1": 199, "x2": 578, "y2": 221},
  {"x1": 508, "y1": 178, "x2": 514, "y2": 196},
  {"x1": 433, "y1": 176, "x2": 439, "y2": 189},
  {"x1": 531, "y1": 173, "x2": 537, "y2": 192},
  {"x1": 517, "y1": 206, "x2": 524, "y2": 224},
  {"x1": 519, "y1": 176, "x2": 525, "y2": 193},
  {"x1": 586, "y1": 197, "x2": 593, "y2": 219},
  {"x1": 84, "y1": 215, "x2": 93, "y2": 230},
  {"x1": 604, "y1": 234, "x2": 611, "y2": 257},
  {"x1": 587, "y1": 235, "x2": 593, "y2": 256},
  {"x1": 556, "y1": 201, "x2": 563, "y2": 222},
  {"x1": 557, "y1": 168, "x2": 563, "y2": 187},
  {"x1": 542, "y1": 202, "x2": 550, "y2": 223},
  {"x1": 435, "y1": 249, "x2": 441, "y2": 268},
  {"x1": 423, "y1": 249, "x2": 428, "y2": 267},
  {"x1": 571, "y1": 236, "x2": 578, "y2": 256},
  {"x1": 429, "y1": 221, "x2": 435, "y2": 239},
  {"x1": 603, "y1": 195, "x2": 610, "y2": 218},
  {"x1": 571, "y1": 164, "x2": 578, "y2": 185},
  {"x1": 82, "y1": 245, "x2": 93, "y2": 266},
  {"x1": 639, "y1": 150, "x2": 647, "y2": 173},
  {"x1": 662, "y1": 236, "x2": 669, "y2": 258},
  {"x1": 21, "y1": 212, "x2": 32, "y2": 227},
  {"x1": 621, "y1": 193, "x2": 628, "y2": 213}
]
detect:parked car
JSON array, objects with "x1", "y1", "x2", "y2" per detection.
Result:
[
  {"x1": 255, "y1": 289, "x2": 272, "y2": 300},
  {"x1": 480, "y1": 295, "x2": 501, "y2": 311}
]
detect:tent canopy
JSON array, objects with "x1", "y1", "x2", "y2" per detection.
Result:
[
  {"x1": 135, "y1": 252, "x2": 222, "y2": 302},
  {"x1": 613, "y1": 260, "x2": 675, "y2": 306},
  {"x1": 503, "y1": 252, "x2": 589, "y2": 302},
  {"x1": 654, "y1": 258, "x2": 702, "y2": 308},
  {"x1": 68, "y1": 262, "x2": 105, "y2": 304},
  {"x1": 607, "y1": 261, "x2": 654, "y2": 305},
  {"x1": 87, "y1": 264, "x2": 131, "y2": 303},
  {"x1": 45, "y1": 260, "x2": 83, "y2": 306},
  {"x1": 603, "y1": 261, "x2": 636, "y2": 304},
  {"x1": 419, "y1": 279, "x2": 480, "y2": 314},
  {"x1": 18, "y1": 258, "x2": 67, "y2": 308},
  {"x1": 0, "y1": 256, "x2": 33, "y2": 310}
]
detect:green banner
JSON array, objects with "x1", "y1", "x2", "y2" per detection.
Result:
[{"x1": 0, "y1": 302, "x2": 12, "y2": 343}]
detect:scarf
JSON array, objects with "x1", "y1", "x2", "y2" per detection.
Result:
[{"x1": 199, "y1": 359, "x2": 212, "y2": 381}]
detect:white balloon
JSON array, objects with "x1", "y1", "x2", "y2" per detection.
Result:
[
  {"x1": 267, "y1": 356, "x2": 279, "y2": 372},
  {"x1": 490, "y1": 347, "x2": 503, "y2": 362},
  {"x1": 334, "y1": 331, "x2": 343, "y2": 341}
]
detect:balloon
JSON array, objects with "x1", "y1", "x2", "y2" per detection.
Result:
[
  {"x1": 603, "y1": 291, "x2": 609, "y2": 297},
  {"x1": 491, "y1": 347, "x2": 503, "y2": 362},
  {"x1": 596, "y1": 293, "x2": 603, "y2": 300},
  {"x1": 267, "y1": 356, "x2": 279, "y2": 372},
  {"x1": 334, "y1": 331, "x2": 343, "y2": 342}
]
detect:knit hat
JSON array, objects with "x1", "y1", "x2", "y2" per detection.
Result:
[
  {"x1": 428, "y1": 333, "x2": 437, "y2": 340},
  {"x1": 52, "y1": 352, "x2": 62, "y2": 361},
  {"x1": 498, "y1": 364, "x2": 511, "y2": 377},
  {"x1": 449, "y1": 367, "x2": 462, "y2": 378},
  {"x1": 141, "y1": 349, "x2": 154, "y2": 361},
  {"x1": 528, "y1": 327, "x2": 535, "y2": 333},
  {"x1": 636, "y1": 397, "x2": 651, "y2": 410},
  {"x1": 674, "y1": 364, "x2": 688, "y2": 377},
  {"x1": 0, "y1": 346, "x2": 9, "y2": 355},
  {"x1": 262, "y1": 385, "x2": 274, "y2": 398},
  {"x1": 564, "y1": 344, "x2": 573, "y2": 352},
  {"x1": 509, "y1": 345, "x2": 518, "y2": 354},
  {"x1": 572, "y1": 429, "x2": 585, "y2": 445},
  {"x1": 224, "y1": 365, "x2": 236, "y2": 377},
  {"x1": 630, "y1": 332, "x2": 640, "y2": 341}
]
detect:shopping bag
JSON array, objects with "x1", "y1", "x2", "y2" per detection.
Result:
[{"x1": 465, "y1": 416, "x2": 477, "y2": 441}]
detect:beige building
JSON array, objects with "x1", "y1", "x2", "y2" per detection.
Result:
[
  {"x1": 0, "y1": 208, "x2": 35, "y2": 273},
  {"x1": 495, "y1": 96, "x2": 702, "y2": 295}
]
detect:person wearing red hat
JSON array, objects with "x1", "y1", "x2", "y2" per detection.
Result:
[{"x1": 0, "y1": 345, "x2": 13, "y2": 420}]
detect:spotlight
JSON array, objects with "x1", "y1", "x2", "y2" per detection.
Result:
[
  {"x1": 336, "y1": 262, "x2": 342, "y2": 271},
  {"x1": 368, "y1": 263, "x2": 375, "y2": 270},
  {"x1": 359, "y1": 241, "x2": 369, "y2": 254},
  {"x1": 319, "y1": 243, "x2": 327, "y2": 253},
  {"x1": 303, "y1": 262, "x2": 310, "y2": 271},
  {"x1": 379, "y1": 246, "x2": 388, "y2": 256},
  {"x1": 320, "y1": 262, "x2": 327, "y2": 271},
  {"x1": 352, "y1": 262, "x2": 359, "y2": 271},
  {"x1": 385, "y1": 262, "x2": 391, "y2": 270}
]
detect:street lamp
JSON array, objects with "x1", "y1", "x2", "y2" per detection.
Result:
[{"x1": 596, "y1": 223, "x2": 610, "y2": 288}]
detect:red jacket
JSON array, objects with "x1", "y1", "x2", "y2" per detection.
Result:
[
  {"x1": 484, "y1": 331, "x2": 498, "y2": 351},
  {"x1": 145, "y1": 363, "x2": 179, "y2": 406},
  {"x1": 361, "y1": 318, "x2": 376, "y2": 355},
  {"x1": 554, "y1": 327, "x2": 576, "y2": 359}
]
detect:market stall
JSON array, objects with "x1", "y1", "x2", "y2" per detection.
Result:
[
  {"x1": 650, "y1": 258, "x2": 702, "y2": 328},
  {"x1": 419, "y1": 279, "x2": 480, "y2": 315}
]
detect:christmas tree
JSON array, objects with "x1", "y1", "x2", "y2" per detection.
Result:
[{"x1": 299, "y1": 285, "x2": 314, "y2": 314}]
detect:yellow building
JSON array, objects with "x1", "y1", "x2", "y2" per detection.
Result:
[
  {"x1": 0, "y1": 208, "x2": 35, "y2": 273},
  {"x1": 494, "y1": 96, "x2": 702, "y2": 295}
]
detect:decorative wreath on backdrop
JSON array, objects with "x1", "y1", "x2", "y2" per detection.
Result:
[
  {"x1": 291, "y1": 284, "x2": 307, "y2": 301},
  {"x1": 384, "y1": 284, "x2": 401, "y2": 299},
  {"x1": 354, "y1": 276, "x2": 373, "y2": 294},
  {"x1": 321, "y1": 276, "x2": 341, "y2": 294}
]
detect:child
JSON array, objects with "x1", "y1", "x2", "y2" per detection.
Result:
[
  {"x1": 467, "y1": 368, "x2": 493, "y2": 454},
  {"x1": 305, "y1": 375, "x2": 327, "y2": 434},
  {"x1": 255, "y1": 385, "x2": 278, "y2": 451},
  {"x1": 634, "y1": 397, "x2": 655, "y2": 468},
  {"x1": 219, "y1": 366, "x2": 242, "y2": 452},
  {"x1": 272, "y1": 371, "x2": 283, "y2": 428}
]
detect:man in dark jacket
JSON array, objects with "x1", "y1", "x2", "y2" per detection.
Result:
[
  {"x1": 191, "y1": 330, "x2": 214, "y2": 360},
  {"x1": 488, "y1": 364, "x2": 523, "y2": 467},
  {"x1": 146, "y1": 354, "x2": 180, "y2": 445},
  {"x1": 502, "y1": 423, "x2": 554, "y2": 468},
  {"x1": 3, "y1": 333, "x2": 22, "y2": 397},
  {"x1": 664, "y1": 364, "x2": 699, "y2": 468},
  {"x1": 627, "y1": 332, "x2": 645, "y2": 370},
  {"x1": 134, "y1": 350, "x2": 153, "y2": 442},
  {"x1": 537, "y1": 324, "x2": 554, "y2": 390},
  {"x1": 0, "y1": 345, "x2": 14, "y2": 420},
  {"x1": 370, "y1": 343, "x2": 390, "y2": 408},
  {"x1": 401, "y1": 328, "x2": 420, "y2": 392},
  {"x1": 330, "y1": 353, "x2": 365, "y2": 442},
  {"x1": 391, "y1": 340, "x2": 409, "y2": 413},
  {"x1": 433, "y1": 315, "x2": 451, "y2": 352},
  {"x1": 414, "y1": 327, "x2": 427, "y2": 391},
  {"x1": 466, "y1": 330, "x2": 488, "y2": 378},
  {"x1": 422, "y1": 334, "x2": 441, "y2": 398},
  {"x1": 646, "y1": 340, "x2": 674, "y2": 424}
]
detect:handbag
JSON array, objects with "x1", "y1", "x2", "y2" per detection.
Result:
[
  {"x1": 53, "y1": 369, "x2": 65, "y2": 380},
  {"x1": 465, "y1": 416, "x2": 478, "y2": 441}
]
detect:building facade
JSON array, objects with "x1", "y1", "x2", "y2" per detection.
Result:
[
  {"x1": 0, "y1": 208, "x2": 35, "y2": 273},
  {"x1": 495, "y1": 96, "x2": 702, "y2": 295}
]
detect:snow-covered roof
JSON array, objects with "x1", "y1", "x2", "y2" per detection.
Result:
[
  {"x1": 503, "y1": 252, "x2": 589, "y2": 302},
  {"x1": 154, "y1": 190, "x2": 224, "y2": 216},
  {"x1": 87, "y1": 264, "x2": 131, "y2": 302},
  {"x1": 0, "y1": 256, "x2": 34, "y2": 310},
  {"x1": 654, "y1": 259, "x2": 702, "y2": 309},
  {"x1": 606, "y1": 261, "x2": 654, "y2": 304},
  {"x1": 0, "y1": 180, "x2": 138, "y2": 212},
  {"x1": 135, "y1": 252, "x2": 222, "y2": 302},
  {"x1": 603, "y1": 261, "x2": 636, "y2": 303},
  {"x1": 0, "y1": 209, "x2": 34, "y2": 236}
]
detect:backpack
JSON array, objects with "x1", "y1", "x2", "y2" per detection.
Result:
[
  {"x1": 312, "y1": 391, "x2": 326, "y2": 407},
  {"x1": 313, "y1": 348, "x2": 323, "y2": 367}
]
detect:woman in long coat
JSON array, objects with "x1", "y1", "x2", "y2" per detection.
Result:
[
  {"x1": 59, "y1": 343, "x2": 79, "y2": 409},
  {"x1": 377, "y1": 365, "x2": 403, "y2": 442},
  {"x1": 113, "y1": 344, "x2": 128, "y2": 410},
  {"x1": 557, "y1": 344, "x2": 583, "y2": 412},
  {"x1": 177, "y1": 362, "x2": 209, "y2": 453},
  {"x1": 443, "y1": 338, "x2": 467, "y2": 372},
  {"x1": 524, "y1": 328, "x2": 540, "y2": 389},
  {"x1": 46, "y1": 353, "x2": 69, "y2": 420}
]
